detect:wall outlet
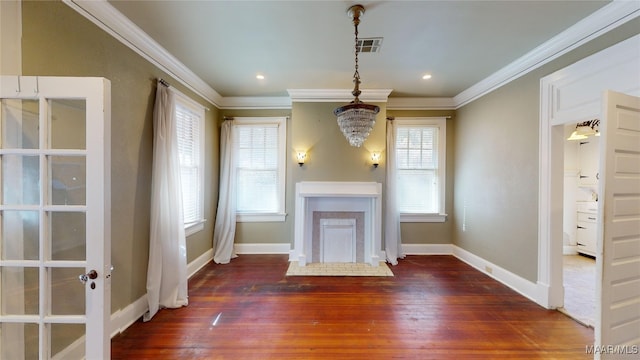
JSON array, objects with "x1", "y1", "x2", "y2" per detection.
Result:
[{"x1": 485, "y1": 265, "x2": 493, "y2": 274}]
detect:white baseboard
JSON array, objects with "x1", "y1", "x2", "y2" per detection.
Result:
[
  {"x1": 402, "y1": 243, "x2": 540, "y2": 306},
  {"x1": 188, "y1": 248, "x2": 213, "y2": 278},
  {"x1": 111, "y1": 243, "x2": 543, "y2": 338},
  {"x1": 452, "y1": 246, "x2": 539, "y2": 304},
  {"x1": 110, "y1": 248, "x2": 214, "y2": 338},
  {"x1": 234, "y1": 243, "x2": 290, "y2": 254},
  {"x1": 110, "y1": 294, "x2": 148, "y2": 338}
]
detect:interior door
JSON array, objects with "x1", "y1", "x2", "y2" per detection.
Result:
[
  {"x1": 0, "y1": 76, "x2": 111, "y2": 359},
  {"x1": 596, "y1": 90, "x2": 640, "y2": 357}
]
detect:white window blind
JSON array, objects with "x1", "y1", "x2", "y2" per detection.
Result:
[
  {"x1": 175, "y1": 100, "x2": 204, "y2": 228},
  {"x1": 235, "y1": 120, "x2": 285, "y2": 216},
  {"x1": 396, "y1": 125, "x2": 439, "y2": 214}
]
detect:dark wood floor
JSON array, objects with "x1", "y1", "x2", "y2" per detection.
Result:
[{"x1": 111, "y1": 255, "x2": 593, "y2": 359}]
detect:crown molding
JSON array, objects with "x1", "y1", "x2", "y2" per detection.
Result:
[
  {"x1": 287, "y1": 89, "x2": 393, "y2": 103},
  {"x1": 220, "y1": 96, "x2": 292, "y2": 110},
  {"x1": 386, "y1": 97, "x2": 456, "y2": 110},
  {"x1": 65, "y1": 0, "x2": 638, "y2": 111},
  {"x1": 454, "y1": 0, "x2": 640, "y2": 108},
  {"x1": 63, "y1": 0, "x2": 224, "y2": 108}
]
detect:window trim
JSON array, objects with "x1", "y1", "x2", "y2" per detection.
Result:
[
  {"x1": 174, "y1": 91, "x2": 206, "y2": 235},
  {"x1": 394, "y1": 117, "x2": 447, "y2": 223},
  {"x1": 233, "y1": 116, "x2": 287, "y2": 223}
]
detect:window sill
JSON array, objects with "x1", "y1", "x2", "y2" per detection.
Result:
[
  {"x1": 400, "y1": 213, "x2": 447, "y2": 223},
  {"x1": 236, "y1": 213, "x2": 287, "y2": 223},
  {"x1": 185, "y1": 219, "x2": 206, "y2": 237}
]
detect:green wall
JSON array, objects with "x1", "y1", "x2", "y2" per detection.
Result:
[
  {"x1": 20, "y1": 1, "x2": 219, "y2": 312},
  {"x1": 387, "y1": 110, "x2": 456, "y2": 245},
  {"x1": 453, "y1": 18, "x2": 640, "y2": 282},
  {"x1": 222, "y1": 104, "x2": 457, "y2": 250}
]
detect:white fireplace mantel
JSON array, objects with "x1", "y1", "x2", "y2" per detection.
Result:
[{"x1": 291, "y1": 181, "x2": 383, "y2": 266}]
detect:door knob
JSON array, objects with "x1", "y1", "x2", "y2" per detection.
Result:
[{"x1": 78, "y1": 269, "x2": 98, "y2": 285}]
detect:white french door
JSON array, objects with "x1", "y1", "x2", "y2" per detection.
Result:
[
  {"x1": 0, "y1": 76, "x2": 111, "y2": 359},
  {"x1": 596, "y1": 90, "x2": 640, "y2": 357}
]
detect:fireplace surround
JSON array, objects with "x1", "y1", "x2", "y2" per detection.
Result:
[{"x1": 291, "y1": 181, "x2": 383, "y2": 266}]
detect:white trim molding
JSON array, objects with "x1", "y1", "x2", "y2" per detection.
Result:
[
  {"x1": 455, "y1": 1, "x2": 640, "y2": 108},
  {"x1": 287, "y1": 89, "x2": 393, "y2": 103},
  {"x1": 452, "y1": 247, "x2": 540, "y2": 305},
  {"x1": 538, "y1": 34, "x2": 640, "y2": 310},
  {"x1": 402, "y1": 244, "x2": 542, "y2": 305},
  {"x1": 63, "y1": 0, "x2": 223, "y2": 107},
  {"x1": 387, "y1": 97, "x2": 456, "y2": 110},
  {"x1": 64, "y1": 0, "x2": 638, "y2": 111},
  {"x1": 220, "y1": 96, "x2": 292, "y2": 110},
  {"x1": 110, "y1": 248, "x2": 214, "y2": 338}
]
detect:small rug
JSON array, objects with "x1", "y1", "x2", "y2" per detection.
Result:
[{"x1": 286, "y1": 261, "x2": 394, "y2": 277}]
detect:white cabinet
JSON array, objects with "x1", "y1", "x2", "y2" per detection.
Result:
[{"x1": 576, "y1": 202, "x2": 597, "y2": 257}]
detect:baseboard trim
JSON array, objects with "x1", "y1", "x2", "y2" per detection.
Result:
[
  {"x1": 234, "y1": 243, "x2": 291, "y2": 254},
  {"x1": 110, "y1": 248, "x2": 214, "y2": 338},
  {"x1": 110, "y1": 294, "x2": 148, "y2": 338},
  {"x1": 452, "y1": 246, "x2": 539, "y2": 304},
  {"x1": 111, "y1": 243, "x2": 543, "y2": 338},
  {"x1": 402, "y1": 243, "x2": 540, "y2": 306},
  {"x1": 188, "y1": 248, "x2": 214, "y2": 278}
]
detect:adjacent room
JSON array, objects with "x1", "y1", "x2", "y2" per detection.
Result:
[{"x1": 1, "y1": 0, "x2": 639, "y2": 358}]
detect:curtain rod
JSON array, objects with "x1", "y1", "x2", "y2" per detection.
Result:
[{"x1": 157, "y1": 78, "x2": 209, "y2": 111}]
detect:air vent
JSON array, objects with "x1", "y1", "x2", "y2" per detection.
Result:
[{"x1": 356, "y1": 37, "x2": 383, "y2": 53}]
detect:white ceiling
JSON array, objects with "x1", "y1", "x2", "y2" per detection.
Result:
[{"x1": 99, "y1": 0, "x2": 613, "y2": 102}]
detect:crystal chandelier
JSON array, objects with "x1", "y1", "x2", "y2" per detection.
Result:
[{"x1": 333, "y1": 4, "x2": 380, "y2": 147}]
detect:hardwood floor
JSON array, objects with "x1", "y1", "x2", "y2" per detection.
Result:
[{"x1": 111, "y1": 255, "x2": 593, "y2": 359}]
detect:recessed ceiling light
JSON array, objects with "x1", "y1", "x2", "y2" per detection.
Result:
[
  {"x1": 256, "y1": 74, "x2": 265, "y2": 80},
  {"x1": 422, "y1": 74, "x2": 432, "y2": 80}
]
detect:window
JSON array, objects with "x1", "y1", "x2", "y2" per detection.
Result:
[
  {"x1": 234, "y1": 117, "x2": 287, "y2": 222},
  {"x1": 175, "y1": 94, "x2": 205, "y2": 235},
  {"x1": 395, "y1": 117, "x2": 447, "y2": 222}
]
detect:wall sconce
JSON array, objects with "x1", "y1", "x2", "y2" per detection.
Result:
[
  {"x1": 296, "y1": 151, "x2": 307, "y2": 167},
  {"x1": 371, "y1": 152, "x2": 381, "y2": 168}
]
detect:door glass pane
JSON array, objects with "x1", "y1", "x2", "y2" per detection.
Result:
[
  {"x1": 1, "y1": 322, "x2": 39, "y2": 360},
  {"x1": 51, "y1": 323, "x2": 85, "y2": 359},
  {"x1": 0, "y1": 266, "x2": 39, "y2": 315},
  {"x1": 49, "y1": 156, "x2": 86, "y2": 206},
  {"x1": 50, "y1": 212, "x2": 85, "y2": 261},
  {"x1": 1, "y1": 210, "x2": 39, "y2": 260},
  {"x1": 1, "y1": 99, "x2": 39, "y2": 149},
  {"x1": 50, "y1": 267, "x2": 85, "y2": 316},
  {"x1": 49, "y1": 99, "x2": 85, "y2": 150},
  {"x1": 1, "y1": 155, "x2": 40, "y2": 205}
]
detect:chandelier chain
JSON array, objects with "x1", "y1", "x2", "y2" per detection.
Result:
[
  {"x1": 352, "y1": 11, "x2": 362, "y2": 100},
  {"x1": 333, "y1": 4, "x2": 379, "y2": 148}
]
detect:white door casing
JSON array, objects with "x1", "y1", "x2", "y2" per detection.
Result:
[
  {"x1": 538, "y1": 34, "x2": 640, "y2": 309},
  {"x1": 0, "y1": 76, "x2": 111, "y2": 359},
  {"x1": 596, "y1": 90, "x2": 640, "y2": 353}
]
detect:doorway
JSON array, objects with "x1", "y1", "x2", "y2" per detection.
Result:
[
  {"x1": 560, "y1": 122, "x2": 597, "y2": 326},
  {"x1": 538, "y1": 34, "x2": 640, "y2": 348}
]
